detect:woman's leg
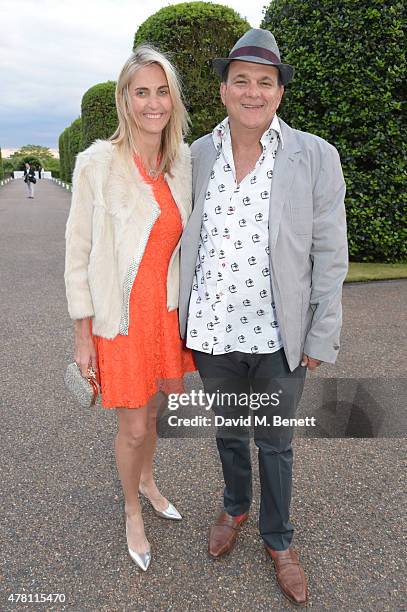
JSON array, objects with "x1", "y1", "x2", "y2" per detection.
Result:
[
  {"x1": 139, "y1": 392, "x2": 169, "y2": 512},
  {"x1": 115, "y1": 406, "x2": 150, "y2": 553}
]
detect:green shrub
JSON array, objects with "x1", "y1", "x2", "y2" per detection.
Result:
[
  {"x1": 8, "y1": 145, "x2": 55, "y2": 169},
  {"x1": 3, "y1": 159, "x2": 14, "y2": 176},
  {"x1": 58, "y1": 127, "x2": 72, "y2": 182},
  {"x1": 58, "y1": 133, "x2": 65, "y2": 181},
  {"x1": 262, "y1": 0, "x2": 406, "y2": 262},
  {"x1": 46, "y1": 157, "x2": 60, "y2": 178},
  {"x1": 134, "y1": 2, "x2": 250, "y2": 142},
  {"x1": 0, "y1": 148, "x2": 3, "y2": 180},
  {"x1": 68, "y1": 117, "x2": 82, "y2": 182},
  {"x1": 81, "y1": 81, "x2": 118, "y2": 149},
  {"x1": 18, "y1": 156, "x2": 42, "y2": 170}
]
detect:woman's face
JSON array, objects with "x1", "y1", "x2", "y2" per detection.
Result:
[{"x1": 129, "y1": 63, "x2": 173, "y2": 138}]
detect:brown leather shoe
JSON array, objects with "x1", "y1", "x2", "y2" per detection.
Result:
[
  {"x1": 265, "y1": 546, "x2": 309, "y2": 606},
  {"x1": 208, "y1": 511, "x2": 249, "y2": 558}
]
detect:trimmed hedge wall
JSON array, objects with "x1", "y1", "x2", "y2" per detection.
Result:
[
  {"x1": 81, "y1": 81, "x2": 118, "y2": 150},
  {"x1": 58, "y1": 132, "x2": 65, "y2": 180},
  {"x1": 134, "y1": 2, "x2": 250, "y2": 142},
  {"x1": 68, "y1": 118, "x2": 82, "y2": 182},
  {"x1": 262, "y1": 0, "x2": 406, "y2": 262},
  {"x1": 58, "y1": 127, "x2": 71, "y2": 182}
]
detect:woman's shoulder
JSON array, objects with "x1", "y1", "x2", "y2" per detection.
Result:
[
  {"x1": 171, "y1": 141, "x2": 191, "y2": 173},
  {"x1": 77, "y1": 139, "x2": 116, "y2": 166},
  {"x1": 177, "y1": 140, "x2": 190, "y2": 158},
  {"x1": 73, "y1": 140, "x2": 118, "y2": 184}
]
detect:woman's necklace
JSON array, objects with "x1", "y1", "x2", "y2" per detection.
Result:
[
  {"x1": 135, "y1": 152, "x2": 160, "y2": 179},
  {"x1": 147, "y1": 166, "x2": 159, "y2": 179}
]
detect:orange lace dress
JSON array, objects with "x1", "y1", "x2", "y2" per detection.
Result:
[{"x1": 94, "y1": 159, "x2": 195, "y2": 409}]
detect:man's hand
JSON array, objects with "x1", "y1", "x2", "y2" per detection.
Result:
[{"x1": 301, "y1": 353, "x2": 322, "y2": 371}]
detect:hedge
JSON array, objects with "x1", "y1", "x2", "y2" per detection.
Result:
[
  {"x1": 58, "y1": 127, "x2": 71, "y2": 182},
  {"x1": 68, "y1": 117, "x2": 82, "y2": 182},
  {"x1": 134, "y1": 2, "x2": 250, "y2": 142},
  {"x1": 58, "y1": 132, "x2": 65, "y2": 180},
  {"x1": 262, "y1": 0, "x2": 406, "y2": 262},
  {"x1": 81, "y1": 81, "x2": 118, "y2": 150}
]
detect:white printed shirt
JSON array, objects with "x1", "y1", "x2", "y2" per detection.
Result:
[{"x1": 186, "y1": 115, "x2": 284, "y2": 355}]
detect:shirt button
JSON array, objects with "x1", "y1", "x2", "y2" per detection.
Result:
[{"x1": 222, "y1": 263, "x2": 226, "y2": 267}]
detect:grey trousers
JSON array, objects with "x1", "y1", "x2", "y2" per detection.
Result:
[
  {"x1": 26, "y1": 180, "x2": 34, "y2": 197},
  {"x1": 193, "y1": 348, "x2": 306, "y2": 551}
]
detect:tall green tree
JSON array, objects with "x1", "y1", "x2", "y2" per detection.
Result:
[
  {"x1": 18, "y1": 156, "x2": 42, "y2": 170},
  {"x1": 9, "y1": 145, "x2": 55, "y2": 168},
  {"x1": 262, "y1": 0, "x2": 406, "y2": 262},
  {"x1": 134, "y1": 2, "x2": 250, "y2": 142}
]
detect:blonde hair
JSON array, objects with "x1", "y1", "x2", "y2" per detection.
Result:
[{"x1": 110, "y1": 44, "x2": 189, "y2": 176}]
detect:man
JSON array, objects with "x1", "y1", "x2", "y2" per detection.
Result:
[
  {"x1": 179, "y1": 29, "x2": 348, "y2": 606},
  {"x1": 23, "y1": 162, "x2": 36, "y2": 198}
]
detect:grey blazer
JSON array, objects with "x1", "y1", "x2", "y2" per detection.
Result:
[{"x1": 179, "y1": 118, "x2": 348, "y2": 371}]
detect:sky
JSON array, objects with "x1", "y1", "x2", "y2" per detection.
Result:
[{"x1": 0, "y1": 0, "x2": 268, "y2": 154}]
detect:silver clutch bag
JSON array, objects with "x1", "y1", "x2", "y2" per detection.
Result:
[{"x1": 64, "y1": 362, "x2": 100, "y2": 408}]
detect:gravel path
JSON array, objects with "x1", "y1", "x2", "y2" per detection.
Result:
[{"x1": 1, "y1": 179, "x2": 406, "y2": 611}]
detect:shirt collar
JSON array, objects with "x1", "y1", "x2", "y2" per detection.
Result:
[{"x1": 212, "y1": 114, "x2": 284, "y2": 151}]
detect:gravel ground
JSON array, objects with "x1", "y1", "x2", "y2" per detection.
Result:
[{"x1": 0, "y1": 179, "x2": 406, "y2": 611}]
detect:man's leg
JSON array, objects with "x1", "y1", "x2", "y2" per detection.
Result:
[
  {"x1": 250, "y1": 349, "x2": 308, "y2": 605},
  {"x1": 193, "y1": 350, "x2": 252, "y2": 516},
  {"x1": 249, "y1": 348, "x2": 306, "y2": 550},
  {"x1": 193, "y1": 350, "x2": 252, "y2": 558}
]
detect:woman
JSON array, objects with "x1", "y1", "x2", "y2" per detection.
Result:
[{"x1": 64, "y1": 45, "x2": 195, "y2": 571}]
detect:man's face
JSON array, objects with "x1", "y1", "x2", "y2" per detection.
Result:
[{"x1": 220, "y1": 61, "x2": 284, "y2": 132}]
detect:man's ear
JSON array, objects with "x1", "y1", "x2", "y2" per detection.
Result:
[
  {"x1": 277, "y1": 85, "x2": 285, "y2": 109},
  {"x1": 220, "y1": 82, "x2": 226, "y2": 106}
]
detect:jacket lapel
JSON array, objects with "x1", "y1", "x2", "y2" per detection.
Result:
[
  {"x1": 269, "y1": 119, "x2": 302, "y2": 250},
  {"x1": 165, "y1": 143, "x2": 192, "y2": 228},
  {"x1": 192, "y1": 138, "x2": 217, "y2": 221}
]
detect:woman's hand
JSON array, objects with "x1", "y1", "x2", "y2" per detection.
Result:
[{"x1": 74, "y1": 318, "x2": 98, "y2": 378}]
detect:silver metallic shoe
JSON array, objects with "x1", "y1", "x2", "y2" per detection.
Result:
[
  {"x1": 153, "y1": 501, "x2": 182, "y2": 520},
  {"x1": 139, "y1": 491, "x2": 183, "y2": 520},
  {"x1": 125, "y1": 519, "x2": 151, "y2": 571}
]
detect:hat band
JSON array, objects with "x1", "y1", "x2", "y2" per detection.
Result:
[{"x1": 229, "y1": 45, "x2": 280, "y2": 65}]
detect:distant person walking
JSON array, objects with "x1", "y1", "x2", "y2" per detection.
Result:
[
  {"x1": 38, "y1": 166, "x2": 43, "y2": 179},
  {"x1": 23, "y1": 162, "x2": 36, "y2": 198}
]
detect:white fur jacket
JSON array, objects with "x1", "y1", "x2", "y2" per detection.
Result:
[{"x1": 64, "y1": 140, "x2": 192, "y2": 339}]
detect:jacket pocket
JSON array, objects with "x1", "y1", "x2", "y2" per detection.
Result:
[{"x1": 290, "y1": 201, "x2": 313, "y2": 236}]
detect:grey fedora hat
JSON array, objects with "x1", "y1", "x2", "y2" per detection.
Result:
[{"x1": 213, "y1": 28, "x2": 294, "y2": 85}]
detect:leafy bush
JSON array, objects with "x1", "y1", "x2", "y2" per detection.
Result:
[
  {"x1": 46, "y1": 157, "x2": 60, "y2": 178},
  {"x1": 8, "y1": 145, "x2": 55, "y2": 168},
  {"x1": 18, "y1": 156, "x2": 43, "y2": 170},
  {"x1": 81, "y1": 81, "x2": 118, "y2": 149},
  {"x1": 3, "y1": 159, "x2": 14, "y2": 176},
  {"x1": 262, "y1": 0, "x2": 406, "y2": 262},
  {"x1": 134, "y1": 2, "x2": 250, "y2": 142},
  {"x1": 58, "y1": 128, "x2": 71, "y2": 182},
  {"x1": 67, "y1": 118, "x2": 82, "y2": 182}
]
